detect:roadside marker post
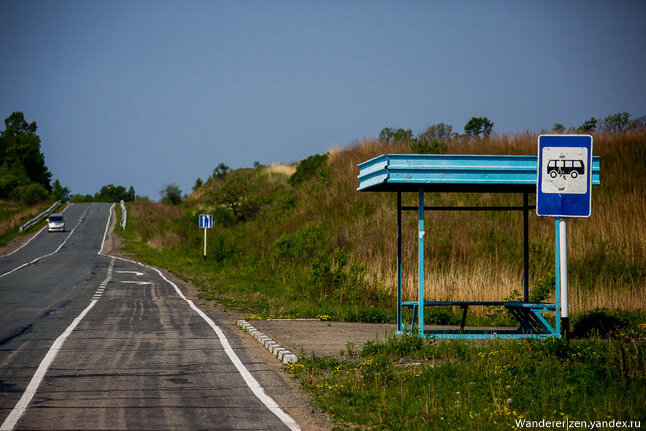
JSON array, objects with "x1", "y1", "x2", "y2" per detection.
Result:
[
  {"x1": 199, "y1": 214, "x2": 213, "y2": 259},
  {"x1": 537, "y1": 135, "x2": 593, "y2": 338}
]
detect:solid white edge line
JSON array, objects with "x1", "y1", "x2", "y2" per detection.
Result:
[
  {"x1": 0, "y1": 206, "x2": 89, "y2": 279},
  {"x1": 3, "y1": 225, "x2": 46, "y2": 257},
  {"x1": 98, "y1": 203, "x2": 114, "y2": 256},
  {"x1": 0, "y1": 300, "x2": 98, "y2": 431},
  {"x1": 3, "y1": 204, "x2": 72, "y2": 258},
  {"x1": 109, "y1": 254, "x2": 301, "y2": 431},
  {"x1": 103, "y1": 204, "x2": 300, "y2": 431}
]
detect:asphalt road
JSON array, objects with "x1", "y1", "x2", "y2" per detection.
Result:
[{"x1": 0, "y1": 203, "x2": 298, "y2": 430}]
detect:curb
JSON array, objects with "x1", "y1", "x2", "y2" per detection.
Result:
[{"x1": 236, "y1": 320, "x2": 298, "y2": 364}]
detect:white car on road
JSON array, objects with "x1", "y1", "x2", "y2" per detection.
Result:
[{"x1": 47, "y1": 214, "x2": 65, "y2": 232}]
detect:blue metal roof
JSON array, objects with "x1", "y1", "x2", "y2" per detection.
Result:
[{"x1": 357, "y1": 154, "x2": 601, "y2": 193}]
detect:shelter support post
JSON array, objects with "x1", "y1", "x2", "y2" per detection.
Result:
[
  {"x1": 418, "y1": 187, "x2": 425, "y2": 336},
  {"x1": 523, "y1": 192, "x2": 529, "y2": 302},
  {"x1": 397, "y1": 192, "x2": 402, "y2": 333}
]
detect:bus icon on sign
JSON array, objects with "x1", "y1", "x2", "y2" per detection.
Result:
[{"x1": 547, "y1": 159, "x2": 584, "y2": 179}]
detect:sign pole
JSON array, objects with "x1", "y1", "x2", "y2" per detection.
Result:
[
  {"x1": 558, "y1": 218, "x2": 569, "y2": 337},
  {"x1": 199, "y1": 214, "x2": 212, "y2": 260},
  {"x1": 554, "y1": 219, "x2": 561, "y2": 337}
]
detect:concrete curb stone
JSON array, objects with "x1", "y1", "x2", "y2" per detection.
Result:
[{"x1": 237, "y1": 320, "x2": 298, "y2": 364}]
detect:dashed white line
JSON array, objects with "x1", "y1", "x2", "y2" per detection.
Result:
[
  {"x1": 0, "y1": 207, "x2": 89, "y2": 279},
  {"x1": 2, "y1": 205, "x2": 72, "y2": 258}
]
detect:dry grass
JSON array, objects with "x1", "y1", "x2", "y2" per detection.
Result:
[
  {"x1": 0, "y1": 200, "x2": 51, "y2": 236},
  {"x1": 146, "y1": 231, "x2": 181, "y2": 249},
  {"x1": 264, "y1": 163, "x2": 296, "y2": 176},
  {"x1": 319, "y1": 130, "x2": 646, "y2": 311}
]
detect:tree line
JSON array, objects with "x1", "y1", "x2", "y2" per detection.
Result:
[
  {"x1": 1, "y1": 111, "x2": 137, "y2": 205},
  {"x1": 380, "y1": 112, "x2": 644, "y2": 154},
  {"x1": 0, "y1": 112, "x2": 69, "y2": 204}
]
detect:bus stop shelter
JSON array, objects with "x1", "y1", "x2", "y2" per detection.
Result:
[{"x1": 357, "y1": 154, "x2": 600, "y2": 339}]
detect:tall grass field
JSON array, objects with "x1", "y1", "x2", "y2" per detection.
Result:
[{"x1": 119, "y1": 129, "x2": 645, "y2": 322}]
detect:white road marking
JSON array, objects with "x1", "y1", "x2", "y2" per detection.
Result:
[
  {"x1": 120, "y1": 281, "x2": 151, "y2": 285},
  {"x1": 0, "y1": 341, "x2": 29, "y2": 369},
  {"x1": 98, "y1": 203, "x2": 114, "y2": 256},
  {"x1": 0, "y1": 300, "x2": 97, "y2": 431},
  {"x1": 1, "y1": 206, "x2": 117, "y2": 431},
  {"x1": 2, "y1": 204, "x2": 300, "y2": 431},
  {"x1": 0, "y1": 206, "x2": 89, "y2": 279},
  {"x1": 115, "y1": 270, "x2": 143, "y2": 276},
  {"x1": 110, "y1": 254, "x2": 301, "y2": 431},
  {"x1": 2, "y1": 205, "x2": 72, "y2": 258}
]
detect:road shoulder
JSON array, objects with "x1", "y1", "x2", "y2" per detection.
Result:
[{"x1": 106, "y1": 205, "x2": 333, "y2": 431}]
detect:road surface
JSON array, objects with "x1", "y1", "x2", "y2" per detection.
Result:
[{"x1": 0, "y1": 203, "x2": 299, "y2": 430}]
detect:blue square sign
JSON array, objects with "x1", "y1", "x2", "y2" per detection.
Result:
[
  {"x1": 199, "y1": 214, "x2": 213, "y2": 228},
  {"x1": 537, "y1": 135, "x2": 593, "y2": 217}
]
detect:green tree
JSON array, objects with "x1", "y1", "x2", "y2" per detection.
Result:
[
  {"x1": 160, "y1": 183, "x2": 182, "y2": 205},
  {"x1": 288, "y1": 154, "x2": 328, "y2": 187},
  {"x1": 193, "y1": 177, "x2": 203, "y2": 191},
  {"x1": 0, "y1": 112, "x2": 52, "y2": 191},
  {"x1": 578, "y1": 117, "x2": 598, "y2": 132},
  {"x1": 0, "y1": 163, "x2": 31, "y2": 199},
  {"x1": 212, "y1": 163, "x2": 230, "y2": 180},
  {"x1": 552, "y1": 123, "x2": 565, "y2": 133},
  {"x1": 601, "y1": 112, "x2": 631, "y2": 132},
  {"x1": 52, "y1": 179, "x2": 70, "y2": 201},
  {"x1": 92, "y1": 184, "x2": 135, "y2": 202},
  {"x1": 16, "y1": 183, "x2": 49, "y2": 205},
  {"x1": 410, "y1": 138, "x2": 447, "y2": 154},
  {"x1": 419, "y1": 122, "x2": 453, "y2": 142},
  {"x1": 127, "y1": 186, "x2": 136, "y2": 201},
  {"x1": 379, "y1": 128, "x2": 413, "y2": 143},
  {"x1": 464, "y1": 117, "x2": 494, "y2": 137}
]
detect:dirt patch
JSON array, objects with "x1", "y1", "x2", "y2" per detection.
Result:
[
  {"x1": 266, "y1": 163, "x2": 296, "y2": 176},
  {"x1": 250, "y1": 320, "x2": 397, "y2": 358}
]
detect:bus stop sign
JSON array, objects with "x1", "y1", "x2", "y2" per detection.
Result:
[{"x1": 537, "y1": 135, "x2": 593, "y2": 217}]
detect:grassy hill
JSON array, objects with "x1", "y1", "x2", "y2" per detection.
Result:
[{"x1": 119, "y1": 129, "x2": 646, "y2": 323}]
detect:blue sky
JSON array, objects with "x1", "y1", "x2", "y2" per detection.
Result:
[{"x1": 1, "y1": 1, "x2": 645, "y2": 199}]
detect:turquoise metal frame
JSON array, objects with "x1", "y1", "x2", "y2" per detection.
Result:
[{"x1": 357, "y1": 154, "x2": 601, "y2": 339}]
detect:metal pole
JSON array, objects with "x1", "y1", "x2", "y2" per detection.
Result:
[
  {"x1": 397, "y1": 191, "x2": 402, "y2": 333},
  {"x1": 523, "y1": 192, "x2": 529, "y2": 302},
  {"x1": 554, "y1": 219, "x2": 561, "y2": 337},
  {"x1": 558, "y1": 218, "x2": 569, "y2": 337},
  {"x1": 204, "y1": 227, "x2": 207, "y2": 260},
  {"x1": 418, "y1": 187, "x2": 425, "y2": 336}
]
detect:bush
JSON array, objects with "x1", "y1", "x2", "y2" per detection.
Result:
[
  {"x1": 288, "y1": 154, "x2": 328, "y2": 187},
  {"x1": 271, "y1": 224, "x2": 325, "y2": 261},
  {"x1": 160, "y1": 183, "x2": 182, "y2": 205},
  {"x1": 410, "y1": 137, "x2": 447, "y2": 154},
  {"x1": 16, "y1": 183, "x2": 49, "y2": 205},
  {"x1": 572, "y1": 308, "x2": 646, "y2": 338}
]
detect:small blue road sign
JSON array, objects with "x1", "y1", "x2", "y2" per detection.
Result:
[
  {"x1": 199, "y1": 214, "x2": 213, "y2": 228},
  {"x1": 537, "y1": 135, "x2": 593, "y2": 217}
]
